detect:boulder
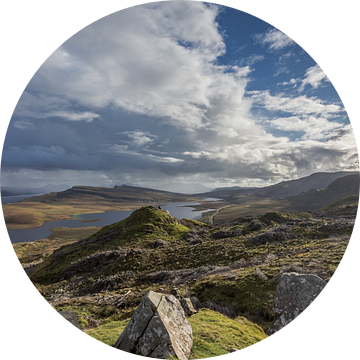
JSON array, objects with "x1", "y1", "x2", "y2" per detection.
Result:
[
  {"x1": 181, "y1": 298, "x2": 197, "y2": 317},
  {"x1": 114, "y1": 291, "x2": 193, "y2": 360},
  {"x1": 268, "y1": 273, "x2": 326, "y2": 335},
  {"x1": 150, "y1": 239, "x2": 168, "y2": 249}
]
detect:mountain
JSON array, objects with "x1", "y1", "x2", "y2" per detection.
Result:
[
  {"x1": 316, "y1": 194, "x2": 358, "y2": 218},
  {"x1": 286, "y1": 174, "x2": 359, "y2": 211},
  {"x1": 22, "y1": 184, "x2": 200, "y2": 204},
  {"x1": 211, "y1": 186, "x2": 254, "y2": 192},
  {"x1": 202, "y1": 171, "x2": 358, "y2": 201}
]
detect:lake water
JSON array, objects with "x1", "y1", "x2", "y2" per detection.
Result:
[{"x1": 5, "y1": 199, "x2": 218, "y2": 244}]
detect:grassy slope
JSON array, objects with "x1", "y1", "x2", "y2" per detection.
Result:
[
  {"x1": 29, "y1": 206, "x2": 189, "y2": 284},
  {"x1": 85, "y1": 309, "x2": 267, "y2": 358},
  {"x1": 13, "y1": 226, "x2": 100, "y2": 266}
]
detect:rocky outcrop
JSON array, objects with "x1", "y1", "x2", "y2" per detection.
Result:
[
  {"x1": 114, "y1": 291, "x2": 193, "y2": 360},
  {"x1": 268, "y1": 273, "x2": 326, "y2": 335},
  {"x1": 181, "y1": 298, "x2": 197, "y2": 317},
  {"x1": 150, "y1": 239, "x2": 168, "y2": 249},
  {"x1": 146, "y1": 265, "x2": 231, "y2": 286},
  {"x1": 248, "y1": 225, "x2": 295, "y2": 245}
]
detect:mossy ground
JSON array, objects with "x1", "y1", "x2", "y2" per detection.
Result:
[{"x1": 85, "y1": 308, "x2": 267, "y2": 358}]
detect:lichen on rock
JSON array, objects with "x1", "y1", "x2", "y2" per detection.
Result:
[
  {"x1": 114, "y1": 291, "x2": 193, "y2": 360},
  {"x1": 268, "y1": 272, "x2": 326, "y2": 335}
]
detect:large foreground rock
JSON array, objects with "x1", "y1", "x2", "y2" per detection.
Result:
[
  {"x1": 268, "y1": 273, "x2": 326, "y2": 335},
  {"x1": 114, "y1": 291, "x2": 193, "y2": 360}
]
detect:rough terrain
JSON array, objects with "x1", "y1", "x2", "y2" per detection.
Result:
[{"x1": 9, "y1": 173, "x2": 358, "y2": 358}]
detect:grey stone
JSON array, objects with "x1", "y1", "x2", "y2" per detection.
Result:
[
  {"x1": 253, "y1": 267, "x2": 268, "y2": 280},
  {"x1": 150, "y1": 239, "x2": 168, "y2": 249},
  {"x1": 114, "y1": 291, "x2": 193, "y2": 360},
  {"x1": 181, "y1": 298, "x2": 197, "y2": 317},
  {"x1": 189, "y1": 296, "x2": 201, "y2": 311},
  {"x1": 268, "y1": 272, "x2": 326, "y2": 335}
]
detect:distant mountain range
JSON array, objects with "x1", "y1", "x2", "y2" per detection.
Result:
[
  {"x1": 3, "y1": 171, "x2": 359, "y2": 230},
  {"x1": 3, "y1": 171, "x2": 359, "y2": 210},
  {"x1": 204, "y1": 171, "x2": 358, "y2": 201}
]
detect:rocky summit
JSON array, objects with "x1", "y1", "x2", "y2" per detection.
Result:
[{"x1": 114, "y1": 291, "x2": 193, "y2": 360}]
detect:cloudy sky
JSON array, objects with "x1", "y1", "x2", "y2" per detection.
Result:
[{"x1": 1, "y1": 1, "x2": 358, "y2": 192}]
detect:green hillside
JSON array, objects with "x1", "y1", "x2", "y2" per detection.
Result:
[
  {"x1": 30, "y1": 206, "x2": 189, "y2": 284},
  {"x1": 316, "y1": 194, "x2": 358, "y2": 217}
]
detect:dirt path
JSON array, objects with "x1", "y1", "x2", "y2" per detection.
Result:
[{"x1": 210, "y1": 205, "x2": 232, "y2": 224}]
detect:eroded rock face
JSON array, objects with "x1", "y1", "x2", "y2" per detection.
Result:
[
  {"x1": 114, "y1": 291, "x2": 193, "y2": 360},
  {"x1": 268, "y1": 272, "x2": 326, "y2": 335}
]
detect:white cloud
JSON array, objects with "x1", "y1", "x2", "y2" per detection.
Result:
[
  {"x1": 13, "y1": 91, "x2": 101, "y2": 122},
  {"x1": 183, "y1": 124, "x2": 358, "y2": 181},
  {"x1": 278, "y1": 51, "x2": 294, "y2": 63},
  {"x1": 269, "y1": 115, "x2": 342, "y2": 140},
  {"x1": 46, "y1": 110, "x2": 100, "y2": 122},
  {"x1": 120, "y1": 130, "x2": 157, "y2": 147},
  {"x1": 274, "y1": 66, "x2": 290, "y2": 77},
  {"x1": 13, "y1": 119, "x2": 35, "y2": 130},
  {"x1": 245, "y1": 54, "x2": 265, "y2": 66},
  {"x1": 254, "y1": 28, "x2": 294, "y2": 51},
  {"x1": 277, "y1": 65, "x2": 329, "y2": 92},
  {"x1": 250, "y1": 90, "x2": 342, "y2": 115},
  {"x1": 111, "y1": 144, "x2": 183, "y2": 164},
  {"x1": 26, "y1": 2, "x2": 250, "y2": 131},
  {"x1": 299, "y1": 64, "x2": 329, "y2": 91}
]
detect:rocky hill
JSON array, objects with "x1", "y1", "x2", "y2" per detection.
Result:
[{"x1": 29, "y1": 206, "x2": 189, "y2": 284}]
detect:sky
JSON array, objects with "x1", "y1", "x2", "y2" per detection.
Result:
[{"x1": 1, "y1": 1, "x2": 358, "y2": 193}]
